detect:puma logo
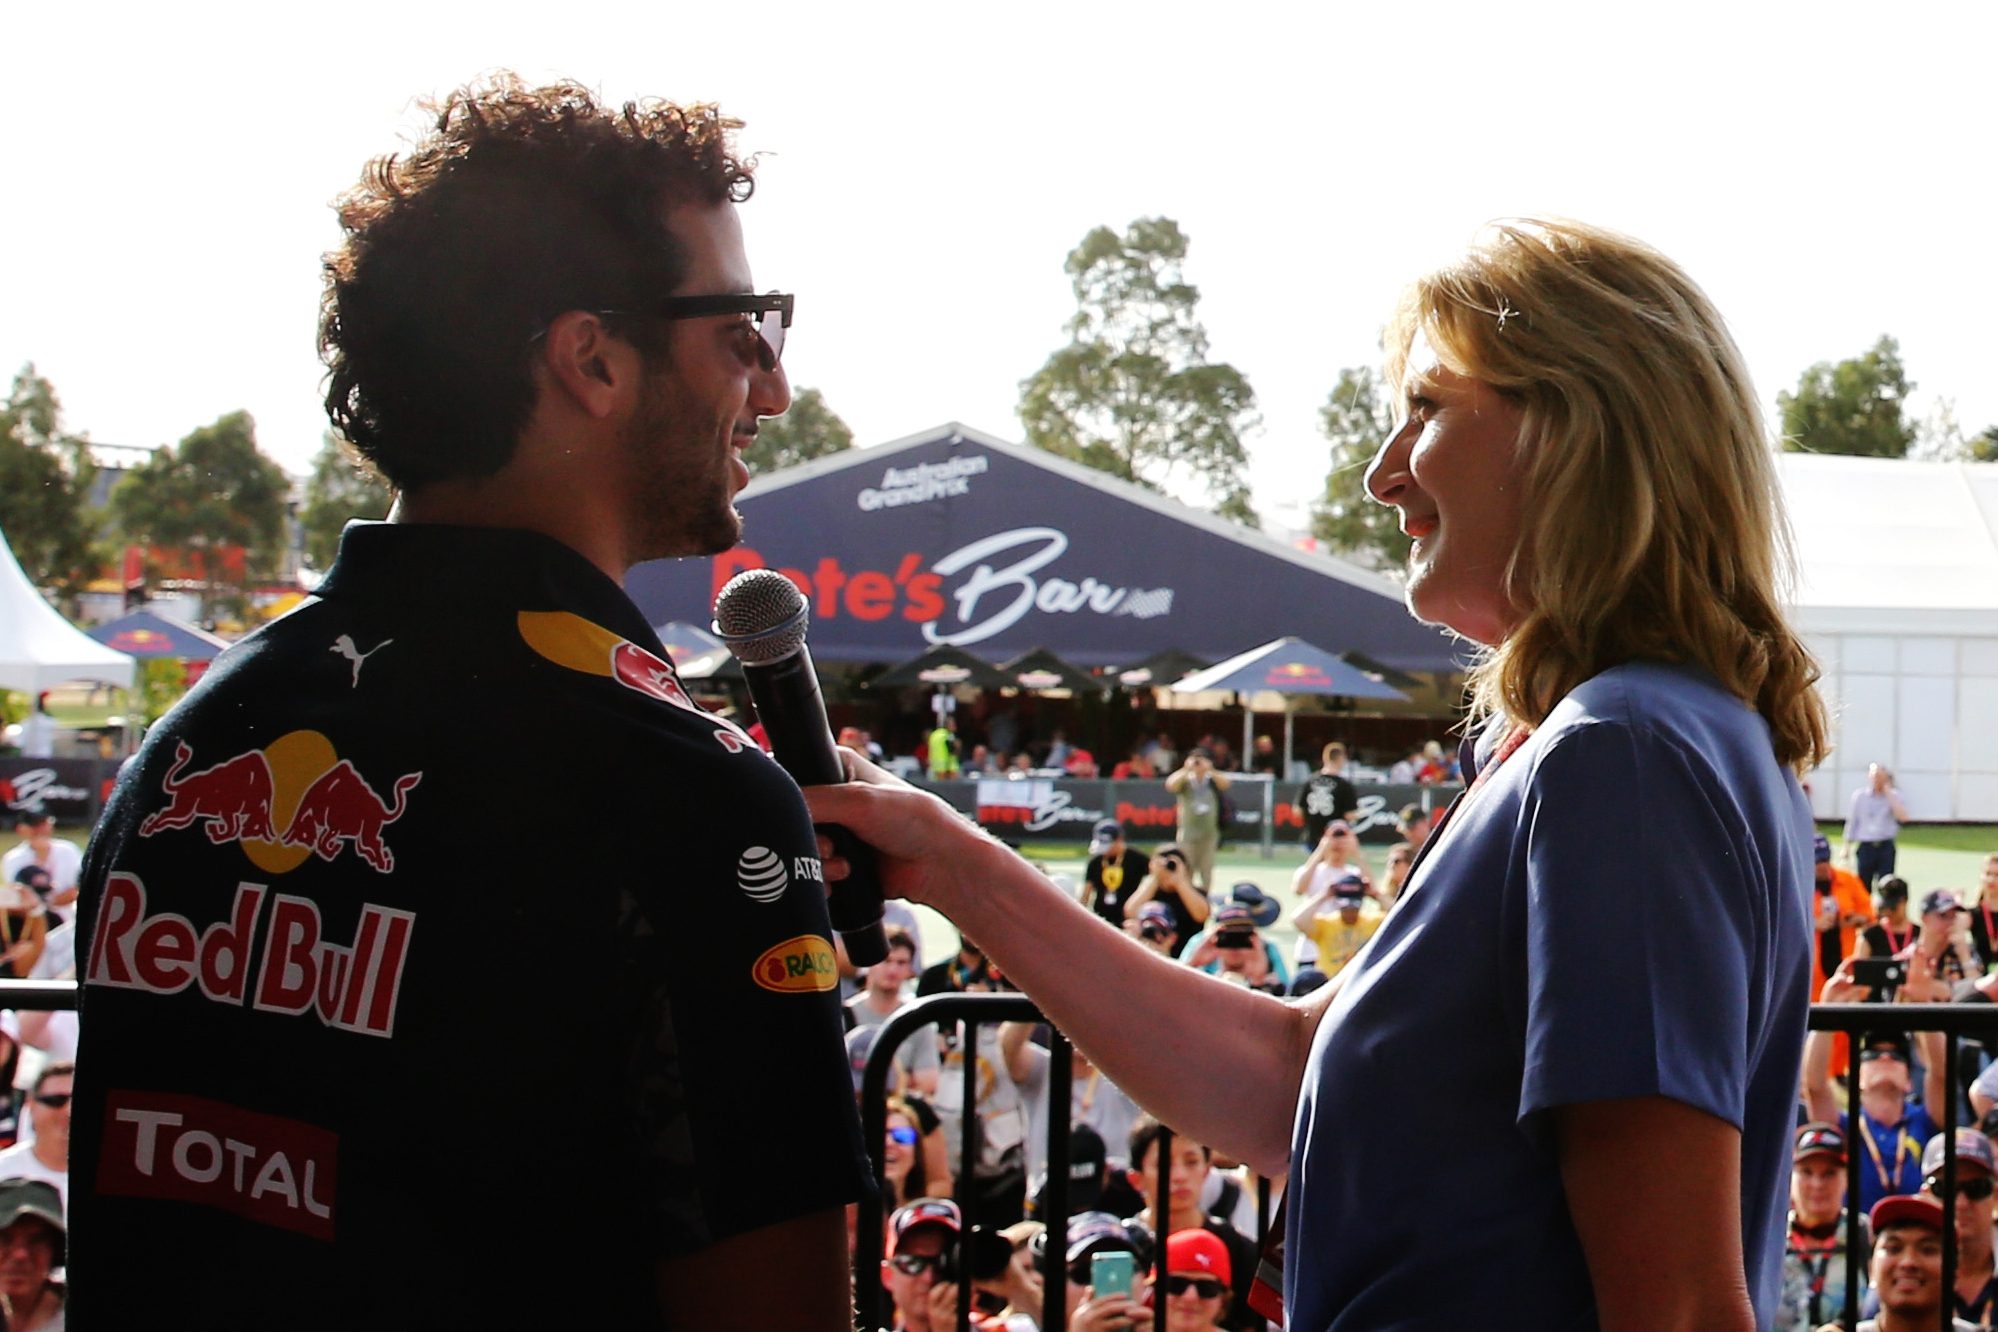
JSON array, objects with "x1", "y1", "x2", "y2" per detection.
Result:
[{"x1": 331, "y1": 634, "x2": 393, "y2": 687}]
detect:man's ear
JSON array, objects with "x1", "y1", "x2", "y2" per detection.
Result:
[{"x1": 538, "y1": 311, "x2": 640, "y2": 420}]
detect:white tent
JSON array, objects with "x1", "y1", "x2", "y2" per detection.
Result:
[
  {"x1": 1780, "y1": 455, "x2": 1998, "y2": 822},
  {"x1": 0, "y1": 525, "x2": 135, "y2": 693}
]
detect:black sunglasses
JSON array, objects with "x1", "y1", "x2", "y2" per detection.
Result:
[
  {"x1": 889, "y1": 1253, "x2": 942, "y2": 1277},
  {"x1": 33, "y1": 1093, "x2": 70, "y2": 1110},
  {"x1": 600, "y1": 291, "x2": 793, "y2": 371},
  {"x1": 1165, "y1": 1275, "x2": 1226, "y2": 1298},
  {"x1": 1927, "y1": 1174, "x2": 1998, "y2": 1201}
]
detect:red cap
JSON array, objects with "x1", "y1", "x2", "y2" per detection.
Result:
[
  {"x1": 1870, "y1": 1193, "x2": 1945, "y2": 1234},
  {"x1": 1165, "y1": 1228, "x2": 1232, "y2": 1284},
  {"x1": 888, "y1": 1197, "x2": 961, "y2": 1256}
]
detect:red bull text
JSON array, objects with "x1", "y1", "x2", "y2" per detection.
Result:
[{"x1": 88, "y1": 874, "x2": 415, "y2": 1039}]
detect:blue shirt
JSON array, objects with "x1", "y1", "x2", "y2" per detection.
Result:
[
  {"x1": 1839, "y1": 1103, "x2": 1936, "y2": 1215},
  {"x1": 1285, "y1": 662, "x2": 1813, "y2": 1329}
]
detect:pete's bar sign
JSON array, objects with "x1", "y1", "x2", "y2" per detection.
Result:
[
  {"x1": 98, "y1": 1090, "x2": 338, "y2": 1240},
  {"x1": 87, "y1": 874, "x2": 415, "y2": 1039}
]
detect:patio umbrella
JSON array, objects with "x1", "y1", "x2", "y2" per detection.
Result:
[
  {"x1": 651, "y1": 620, "x2": 742, "y2": 681},
  {"x1": 868, "y1": 643, "x2": 1011, "y2": 690},
  {"x1": 1114, "y1": 648, "x2": 1211, "y2": 690},
  {"x1": 85, "y1": 610, "x2": 231, "y2": 661},
  {"x1": 1000, "y1": 647, "x2": 1104, "y2": 695},
  {"x1": 1170, "y1": 636, "x2": 1407, "y2": 773}
]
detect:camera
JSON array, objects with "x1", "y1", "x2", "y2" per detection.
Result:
[
  {"x1": 1215, "y1": 929, "x2": 1255, "y2": 950},
  {"x1": 936, "y1": 1226, "x2": 1014, "y2": 1284},
  {"x1": 1139, "y1": 923, "x2": 1171, "y2": 943}
]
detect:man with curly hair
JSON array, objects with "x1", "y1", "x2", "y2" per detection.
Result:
[{"x1": 69, "y1": 75, "x2": 867, "y2": 1329}]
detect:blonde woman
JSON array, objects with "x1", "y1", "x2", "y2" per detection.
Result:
[{"x1": 806, "y1": 219, "x2": 1823, "y2": 1331}]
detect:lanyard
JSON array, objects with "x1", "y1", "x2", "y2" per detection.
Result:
[
  {"x1": 1860, "y1": 1114, "x2": 1914, "y2": 1194},
  {"x1": 1878, "y1": 920, "x2": 1912, "y2": 955}
]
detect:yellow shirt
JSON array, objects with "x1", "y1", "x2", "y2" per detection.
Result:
[{"x1": 1306, "y1": 913, "x2": 1381, "y2": 977}]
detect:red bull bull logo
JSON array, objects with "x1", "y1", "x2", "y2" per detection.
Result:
[{"x1": 137, "y1": 732, "x2": 420, "y2": 876}]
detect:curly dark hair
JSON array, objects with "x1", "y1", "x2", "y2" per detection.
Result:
[{"x1": 319, "y1": 74, "x2": 756, "y2": 490}]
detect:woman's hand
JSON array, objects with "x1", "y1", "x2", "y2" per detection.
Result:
[{"x1": 805, "y1": 748, "x2": 1006, "y2": 913}]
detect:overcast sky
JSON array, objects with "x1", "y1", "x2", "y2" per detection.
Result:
[{"x1": 6, "y1": 1, "x2": 1993, "y2": 530}]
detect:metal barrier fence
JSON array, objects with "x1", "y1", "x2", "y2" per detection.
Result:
[
  {"x1": 28, "y1": 981, "x2": 1983, "y2": 1328},
  {"x1": 1810, "y1": 1001, "x2": 1998, "y2": 1332}
]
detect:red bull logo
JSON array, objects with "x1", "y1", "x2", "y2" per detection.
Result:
[{"x1": 137, "y1": 732, "x2": 420, "y2": 876}]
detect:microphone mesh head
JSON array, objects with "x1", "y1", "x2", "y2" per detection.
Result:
[{"x1": 713, "y1": 568, "x2": 809, "y2": 665}]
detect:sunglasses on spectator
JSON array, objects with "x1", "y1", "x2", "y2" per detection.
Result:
[
  {"x1": 889, "y1": 1254, "x2": 942, "y2": 1277},
  {"x1": 1926, "y1": 1174, "x2": 1998, "y2": 1200},
  {"x1": 1165, "y1": 1275, "x2": 1227, "y2": 1299},
  {"x1": 32, "y1": 1093, "x2": 70, "y2": 1110},
  {"x1": 887, "y1": 1125, "x2": 919, "y2": 1147}
]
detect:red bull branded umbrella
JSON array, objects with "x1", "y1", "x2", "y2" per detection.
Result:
[{"x1": 1170, "y1": 636, "x2": 1408, "y2": 776}]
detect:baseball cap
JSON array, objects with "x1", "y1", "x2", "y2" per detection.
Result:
[
  {"x1": 1166, "y1": 1228, "x2": 1233, "y2": 1284},
  {"x1": 1860, "y1": 1031, "x2": 1914, "y2": 1065},
  {"x1": 1794, "y1": 1122, "x2": 1848, "y2": 1164},
  {"x1": 1064, "y1": 1211, "x2": 1144, "y2": 1265},
  {"x1": 1064, "y1": 1124, "x2": 1109, "y2": 1212},
  {"x1": 1325, "y1": 819, "x2": 1352, "y2": 836},
  {"x1": 1871, "y1": 1192, "x2": 1945, "y2": 1234},
  {"x1": 1212, "y1": 903, "x2": 1255, "y2": 932},
  {"x1": 1922, "y1": 889, "x2": 1964, "y2": 917},
  {"x1": 889, "y1": 1197, "x2": 962, "y2": 1255},
  {"x1": 1923, "y1": 1127, "x2": 1998, "y2": 1178},
  {"x1": 1138, "y1": 903, "x2": 1175, "y2": 929},
  {"x1": 1225, "y1": 882, "x2": 1281, "y2": 929},
  {"x1": 0, "y1": 1179, "x2": 63, "y2": 1263},
  {"x1": 1812, "y1": 834, "x2": 1832, "y2": 864}
]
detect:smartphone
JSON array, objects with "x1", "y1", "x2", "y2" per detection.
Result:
[
  {"x1": 1090, "y1": 1250, "x2": 1135, "y2": 1300},
  {"x1": 1852, "y1": 958, "x2": 1906, "y2": 993}
]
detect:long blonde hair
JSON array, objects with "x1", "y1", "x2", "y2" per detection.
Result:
[{"x1": 1383, "y1": 218, "x2": 1826, "y2": 770}]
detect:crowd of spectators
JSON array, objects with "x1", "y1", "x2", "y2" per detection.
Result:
[
  {"x1": 1777, "y1": 766, "x2": 1998, "y2": 1331},
  {"x1": 846, "y1": 763, "x2": 1449, "y2": 1330},
  {"x1": 0, "y1": 810, "x2": 77, "y2": 1329}
]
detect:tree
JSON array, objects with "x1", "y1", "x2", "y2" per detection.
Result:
[
  {"x1": 0, "y1": 365, "x2": 97, "y2": 596},
  {"x1": 111, "y1": 411, "x2": 292, "y2": 619},
  {"x1": 1312, "y1": 366, "x2": 1410, "y2": 571},
  {"x1": 1777, "y1": 335, "x2": 1916, "y2": 458},
  {"x1": 742, "y1": 387, "x2": 854, "y2": 476},
  {"x1": 1018, "y1": 217, "x2": 1260, "y2": 525},
  {"x1": 299, "y1": 434, "x2": 393, "y2": 569},
  {"x1": 1972, "y1": 426, "x2": 1998, "y2": 463}
]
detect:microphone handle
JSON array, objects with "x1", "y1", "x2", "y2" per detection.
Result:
[{"x1": 740, "y1": 646, "x2": 888, "y2": 966}]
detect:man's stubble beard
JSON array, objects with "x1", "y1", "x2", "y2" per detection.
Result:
[{"x1": 621, "y1": 362, "x2": 743, "y2": 563}]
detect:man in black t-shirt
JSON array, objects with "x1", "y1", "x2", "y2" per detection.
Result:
[
  {"x1": 1295, "y1": 742, "x2": 1359, "y2": 847},
  {"x1": 69, "y1": 78, "x2": 866, "y2": 1330},
  {"x1": 1081, "y1": 820, "x2": 1142, "y2": 929}
]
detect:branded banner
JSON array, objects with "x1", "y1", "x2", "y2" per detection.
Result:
[
  {"x1": 0, "y1": 757, "x2": 119, "y2": 823},
  {"x1": 628, "y1": 426, "x2": 1461, "y2": 673},
  {"x1": 916, "y1": 777, "x2": 1455, "y2": 848}
]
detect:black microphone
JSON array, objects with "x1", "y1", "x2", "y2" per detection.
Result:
[{"x1": 714, "y1": 568, "x2": 888, "y2": 967}]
